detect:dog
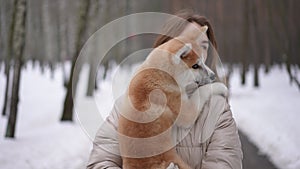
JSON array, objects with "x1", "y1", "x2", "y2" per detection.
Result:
[{"x1": 117, "y1": 24, "x2": 226, "y2": 169}]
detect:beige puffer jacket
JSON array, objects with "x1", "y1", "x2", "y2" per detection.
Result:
[{"x1": 87, "y1": 93, "x2": 243, "y2": 169}]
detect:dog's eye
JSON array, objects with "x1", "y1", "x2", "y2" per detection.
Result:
[
  {"x1": 192, "y1": 64, "x2": 200, "y2": 69},
  {"x1": 180, "y1": 52, "x2": 188, "y2": 59}
]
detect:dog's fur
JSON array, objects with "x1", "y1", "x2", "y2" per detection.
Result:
[{"x1": 118, "y1": 24, "x2": 224, "y2": 169}]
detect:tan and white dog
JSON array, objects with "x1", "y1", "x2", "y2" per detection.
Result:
[{"x1": 118, "y1": 24, "x2": 227, "y2": 169}]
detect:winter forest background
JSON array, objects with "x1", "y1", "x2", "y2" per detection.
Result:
[{"x1": 0, "y1": 0, "x2": 300, "y2": 169}]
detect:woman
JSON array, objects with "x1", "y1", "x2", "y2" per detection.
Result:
[{"x1": 87, "y1": 11, "x2": 243, "y2": 169}]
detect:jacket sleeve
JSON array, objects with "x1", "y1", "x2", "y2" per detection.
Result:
[
  {"x1": 87, "y1": 105, "x2": 122, "y2": 169},
  {"x1": 201, "y1": 96, "x2": 243, "y2": 169}
]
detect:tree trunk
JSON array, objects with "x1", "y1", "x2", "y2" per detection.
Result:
[
  {"x1": 2, "y1": 0, "x2": 17, "y2": 116},
  {"x1": 254, "y1": 64, "x2": 259, "y2": 87},
  {"x1": 61, "y1": 0, "x2": 90, "y2": 121},
  {"x1": 225, "y1": 64, "x2": 233, "y2": 90},
  {"x1": 58, "y1": 0, "x2": 69, "y2": 88},
  {"x1": 86, "y1": 50, "x2": 98, "y2": 96},
  {"x1": 263, "y1": 1, "x2": 271, "y2": 74},
  {"x1": 250, "y1": 0, "x2": 260, "y2": 87},
  {"x1": 241, "y1": 64, "x2": 247, "y2": 85},
  {"x1": 241, "y1": 0, "x2": 249, "y2": 85},
  {"x1": 5, "y1": 0, "x2": 27, "y2": 138},
  {"x1": 62, "y1": 62, "x2": 68, "y2": 88},
  {"x1": 0, "y1": 0, "x2": 2, "y2": 61},
  {"x1": 86, "y1": 0, "x2": 99, "y2": 97},
  {"x1": 6, "y1": 60, "x2": 22, "y2": 138},
  {"x1": 2, "y1": 63, "x2": 11, "y2": 116}
]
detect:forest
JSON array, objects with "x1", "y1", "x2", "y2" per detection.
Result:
[{"x1": 0, "y1": 0, "x2": 299, "y2": 138}]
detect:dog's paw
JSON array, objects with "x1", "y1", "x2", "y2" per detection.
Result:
[
  {"x1": 210, "y1": 82, "x2": 228, "y2": 97},
  {"x1": 166, "y1": 162, "x2": 179, "y2": 169}
]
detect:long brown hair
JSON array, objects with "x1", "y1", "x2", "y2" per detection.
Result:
[
  {"x1": 153, "y1": 10, "x2": 224, "y2": 84},
  {"x1": 153, "y1": 11, "x2": 217, "y2": 50}
]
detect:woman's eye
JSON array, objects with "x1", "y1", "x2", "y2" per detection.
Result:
[
  {"x1": 202, "y1": 45, "x2": 208, "y2": 50},
  {"x1": 192, "y1": 64, "x2": 200, "y2": 69}
]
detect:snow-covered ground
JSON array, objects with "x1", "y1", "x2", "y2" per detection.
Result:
[
  {"x1": 0, "y1": 63, "x2": 299, "y2": 169},
  {"x1": 0, "y1": 63, "x2": 91, "y2": 169},
  {"x1": 230, "y1": 65, "x2": 300, "y2": 169}
]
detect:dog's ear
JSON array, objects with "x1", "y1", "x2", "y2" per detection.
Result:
[
  {"x1": 172, "y1": 43, "x2": 192, "y2": 64},
  {"x1": 195, "y1": 25, "x2": 208, "y2": 46},
  {"x1": 200, "y1": 25, "x2": 208, "y2": 33}
]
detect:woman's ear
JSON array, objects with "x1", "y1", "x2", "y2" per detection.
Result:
[{"x1": 172, "y1": 43, "x2": 192, "y2": 64}]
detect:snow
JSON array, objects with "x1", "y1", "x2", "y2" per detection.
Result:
[
  {"x1": 230, "y1": 65, "x2": 300, "y2": 169},
  {"x1": 0, "y1": 62, "x2": 299, "y2": 169},
  {"x1": 0, "y1": 63, "x2": 91, "y2": 169}
]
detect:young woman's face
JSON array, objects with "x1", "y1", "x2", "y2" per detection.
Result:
[{"x1": 183, "y1": 22, "x2": 209, "y2": 62}]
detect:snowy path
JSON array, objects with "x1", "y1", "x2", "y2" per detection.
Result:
[{"x1": 240, "y1": 131, "x2": 277, "y2": 169}]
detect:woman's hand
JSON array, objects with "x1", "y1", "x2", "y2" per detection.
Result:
[{"x1": 185, "y1": 82, "x2": 199, "y2": 98}]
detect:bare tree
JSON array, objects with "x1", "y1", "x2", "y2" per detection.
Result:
[
  {"x1": 5, "y1": 0, "x2": 27, "y2": 138},
  {"x1": 86, "y1": 0, "x2": 100, "y2": 97},
  {"x1": 248, "y1": 0, "x2": 260, "y2": 87},
  {"x1": 61, "y1": 0, "x2": 90, "y2": 121},
  {"x1": 262, "y1": 1, "x2": 271, "y2": 73},
  {"x1": 58, "y1": 0, "x2": 70, "y2": 87},
  {"x1": 240, "y1": 0, "x2": 250, "y2": 85},
  {"x1": 2, "y1": 0, "x2": 16, "y2": 116}
]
